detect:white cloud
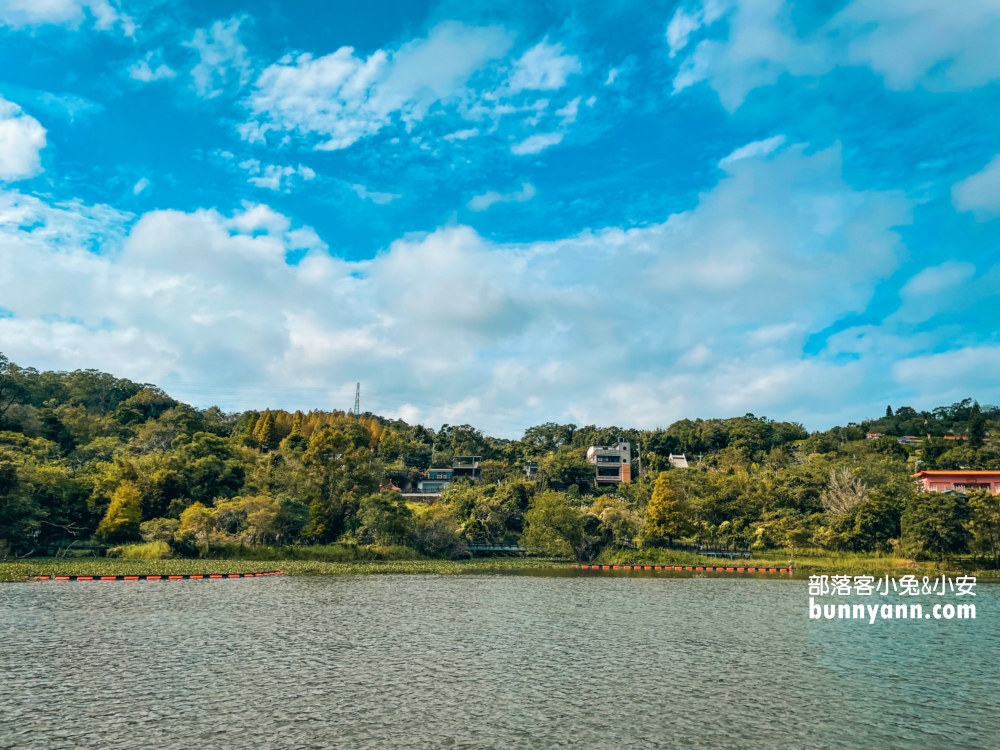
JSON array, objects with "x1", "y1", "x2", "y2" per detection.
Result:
[
  {"x1": 351, "y1": 184, "x2": 401, "y2": 205},
  {"x1": 667, "y1": 1, "x2": 727, "y2": 58},
  {"x1": 133, "y1": 177, "x2": 149, "y2": 195},
  {"x1": 892, "y1": 346, "x2": 1000, "y2": 405},
  {"x1": 443, "y1": 128, "x2": 479, "y2": 141},
  {"x1": 244, "y1": 21, "x2": 512, "y2": 150},
  {"x1": 128, "y1": 51, "x2": 176, "y2": 83},
  {"x1": 670, "y1": 0, "x2": 1000, "y2": 109},
  {"x1": 887, "y1": 260, "x2": 991, "y2": 326},
  {"x1": 952, "y1": 155, "x2": 1000, "y2": 217},
  {"x1": 900, "y1": 262, "x2": 976, "y2": 297},
  {"x1": 0, "y1": 96, "x2": 46, "y2": 181},
  {"x1": 718, "y1": 134, "x2": 785, "y2": 167},
  {"x1": 604, "y1": 68, "x2": 620, "y2": 85},
  {"x1": 0, "y1": 0, "x2": 133, "y2": 34},
  {"x1": 0, "y1": 142, "x2": 935, "y2": 432},
  {"x1": 185, "y1": 17, "x2": 251, "y2": 99},
  {"x1": 511, "y1": 132, "x2": 563, "y2": 155},
  {"x1": 835, "y1": 0, "x2": 1000, "y2": 91},
  {"x1": 506, "y1": 39, "x2": 581, "y2": 94},
  {"x1": 555, "y1": 97, "x2": 580, "y2": 125},
  {"x1": 238, "y1": 159, "x2": 316, "y2": 191},
  {"x1": 468, "y1": 182, "x2": 536, "y2": 211}
]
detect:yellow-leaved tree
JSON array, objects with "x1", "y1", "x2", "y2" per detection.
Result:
[
  {"x1": 95, "y1": 480, "x2": 143, "y2": 543},
  {"x1": 643, "y1": 472, "x2": 692, "y2": 547}
]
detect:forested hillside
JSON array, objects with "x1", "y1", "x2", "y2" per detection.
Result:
[{"x1": 2, "y1": 353, "x2": 999, "y2": 563}]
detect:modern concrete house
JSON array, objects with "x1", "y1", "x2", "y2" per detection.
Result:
[
  {"x1": 586, "y1": 438, "x2": 632, "y2": 486},
  {"x1": 414, "y1": 467, "x2": 453, "y2": 494},
  {"x1": 524, "y1": 461, "x2": 538, "y2": 479},
  {"x1": 452, "y1": 456, "x2": 482, "y2": 480},
  {"x1": 913, "y1": 470, "x2": 1000, "y2": 494}
]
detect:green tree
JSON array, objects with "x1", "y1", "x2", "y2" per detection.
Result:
[
  {"x1": 412, "y1": 504, "x2": 464, "y2": 557},
  {"x1": 843, "y1": 492, "x2": 902, "y2": 552},
  {"x1": 967, "y1": 489, "x2": 1000, "y2": 567},
  {"x1": 355, "y1": 491, "x2": 414, "y2": 546},
  {"x1": 95, "y1": 480, "x2": 143, "y2": 543},
  {"x1": 175, "y1": 501, "x2": 218, "y2": 546},
  {"x1": 255, "y1": 410, "x2": 279, "y2": 451},
  {"x1": 541, "y1": 446, "x2": 593, "y2": 489},
  {"x1": 968, "y1": 404, "x2": 986, "y2": 449},
  {"x1": 643, "y1": 472, "x2": 692, "y2": 546},
  {"x1": 902, "y1": 492, "x2": 971, "y2": 562},
  {"x1": 0, "y1": 353, "x2": 30, "y2": 423},
  {"x1": 521, "y1": 491, "x2": 584, "y2": 559},
  {"x1": 0, "y1": 460, "x2": 39, "y2": 553}
]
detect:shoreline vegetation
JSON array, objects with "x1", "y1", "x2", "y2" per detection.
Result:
[
  {"x1": 3, "y1": 550, "x2": 998, "y2": 583},
  {"x1": 3, "y1": 353, "x2": 1000, "y2": 582}
]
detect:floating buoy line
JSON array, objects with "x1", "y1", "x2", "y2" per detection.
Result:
[
  {"x1": 577, "y1": 564, "x2": 792, "y2": 574},
  {"x1": 34, "y1": 571, "x2": 284, "y2": 581}
]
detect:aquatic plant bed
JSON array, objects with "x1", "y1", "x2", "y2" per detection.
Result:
[
  {"x1": 34, "y1": 571, "x2": 284, "y2": 581},
  {"x1": 0, "y1": 558, "x2": 568, "y2": 583}
]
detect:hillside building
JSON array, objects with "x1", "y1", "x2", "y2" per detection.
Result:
[
  {"x1": 913, "y1": 470, "x2": 1000, "y2": 494},
  {"x1": 586, "y1": 438, "x2": 632, "y2": 486}
]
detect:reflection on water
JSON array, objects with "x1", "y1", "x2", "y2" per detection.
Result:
[{"x1": 2, "y1": 575, "x2": 999, "y2": 749}]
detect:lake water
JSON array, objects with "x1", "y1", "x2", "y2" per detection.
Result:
[{"x1": 2, "y1": 573, "x2": 999, "y2": 749}]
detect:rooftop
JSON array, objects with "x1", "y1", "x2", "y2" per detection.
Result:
[{"x1": 913, "y1": 470, "x2": 1000, "y2": 476}]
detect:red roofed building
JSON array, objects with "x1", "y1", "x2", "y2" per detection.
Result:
[{"x1": 913, "y1": 470, "x2": 1000, "y2": 494}]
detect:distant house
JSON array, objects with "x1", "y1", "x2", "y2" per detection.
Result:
[
  {"x1": 524, "y1": 461, "x2": 538, "y2": 479},
  {"x1": 668, "y1": 453, "x2": 689, "y2": 469},
  {"x1": 452, "y1": 456, "x2": 482, "y2": 480},
  {"x1": 404, "y1": 467, "x2": 454, "y2": 498},
  {"x1": 913, "y1": 470, "x2": 1000, "y2": 494},
  {"x1": 897, "y1": 436, "x2": 921, "y2": 445},
  {"x1": 586, "y1": 438, "x2": 632, "y2": 486},
  {"x1": 866, "y1": 432, "x2": 884, "y2": 440}
]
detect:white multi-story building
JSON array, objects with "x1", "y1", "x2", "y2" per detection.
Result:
[{"x1": 586, "y1": 438, "x2": 632, "y2": 486}]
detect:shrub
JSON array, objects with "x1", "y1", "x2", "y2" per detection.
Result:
[{"x1": 107, "y1": 540, "x2": 173, "y2": 559}]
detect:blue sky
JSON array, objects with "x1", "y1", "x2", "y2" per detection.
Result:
[{"x1": 1, "y1": 0, "x2": 999, "y2": 436}]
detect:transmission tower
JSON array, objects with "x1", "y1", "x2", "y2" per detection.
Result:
[{"x1": 354, "y1": 382, "x2": 360, "y2": 416}]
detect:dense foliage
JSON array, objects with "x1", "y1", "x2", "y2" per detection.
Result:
[{"x1": 2, "y1": 353, "x2": 999, "y2": 563}]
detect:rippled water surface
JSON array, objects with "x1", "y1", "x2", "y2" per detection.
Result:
[{"x1": 2, "y1": 574, "x2": 999, "y2": 749}]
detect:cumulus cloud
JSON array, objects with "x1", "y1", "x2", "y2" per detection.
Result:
[
  {"x1": 243, "y1": 21, "x2": 513, "y2": 150},
  {"x1": 0, "y1": 0, "x2": 133, "y2": 34},
  {"x1": 671, "y1": 0, "x2": 1000, "y2": 109},
  {"x1": 468, "y1": 182, "x2": 535, "y2": 211},
  {"x1": 0, "y1": 142, "x2": 934, "y2": 431},
  {"x1": 128, "y1": 51, "x2": 176, "y2": 83},
  {"x1": 240, "y1": 24, "x2": 586, "y2": 158},
  {"x1": 506, "y1": 39, "x2": 581, "y2": 94},
  {"x1": 511, "y1": 132, "x2": 562, "y2": 155},
  {"x1": 443, "y1": 128, "x2": 479, "y2": 141},
  {"x1": 0, "y1": 96, "x2": 47, "y2": 181},
  {"x1": 185, "y1": 17, "x2": 252, "y2": 98},
  {"x1": 952, "y1": 155, "x2": 1000, "y2": 217},
  {"x1": 238, "y1": 159, "x2": 316, "y2": 191}
]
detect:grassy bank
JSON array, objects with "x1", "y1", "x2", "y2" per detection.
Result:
[
  {"x1": 595, "y1": 548, "x2": 1000, "y2": 578},
  {"x1": 4, "y1": 551, "x2": 997, "y2": 583},
  {"x1": 0, "y1": 557, "x2": 567, "y2": 583}
]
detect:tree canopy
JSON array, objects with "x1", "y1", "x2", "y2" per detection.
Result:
[{"x1": 1, "y1": 353, "x2": 998, "y2": 563}]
